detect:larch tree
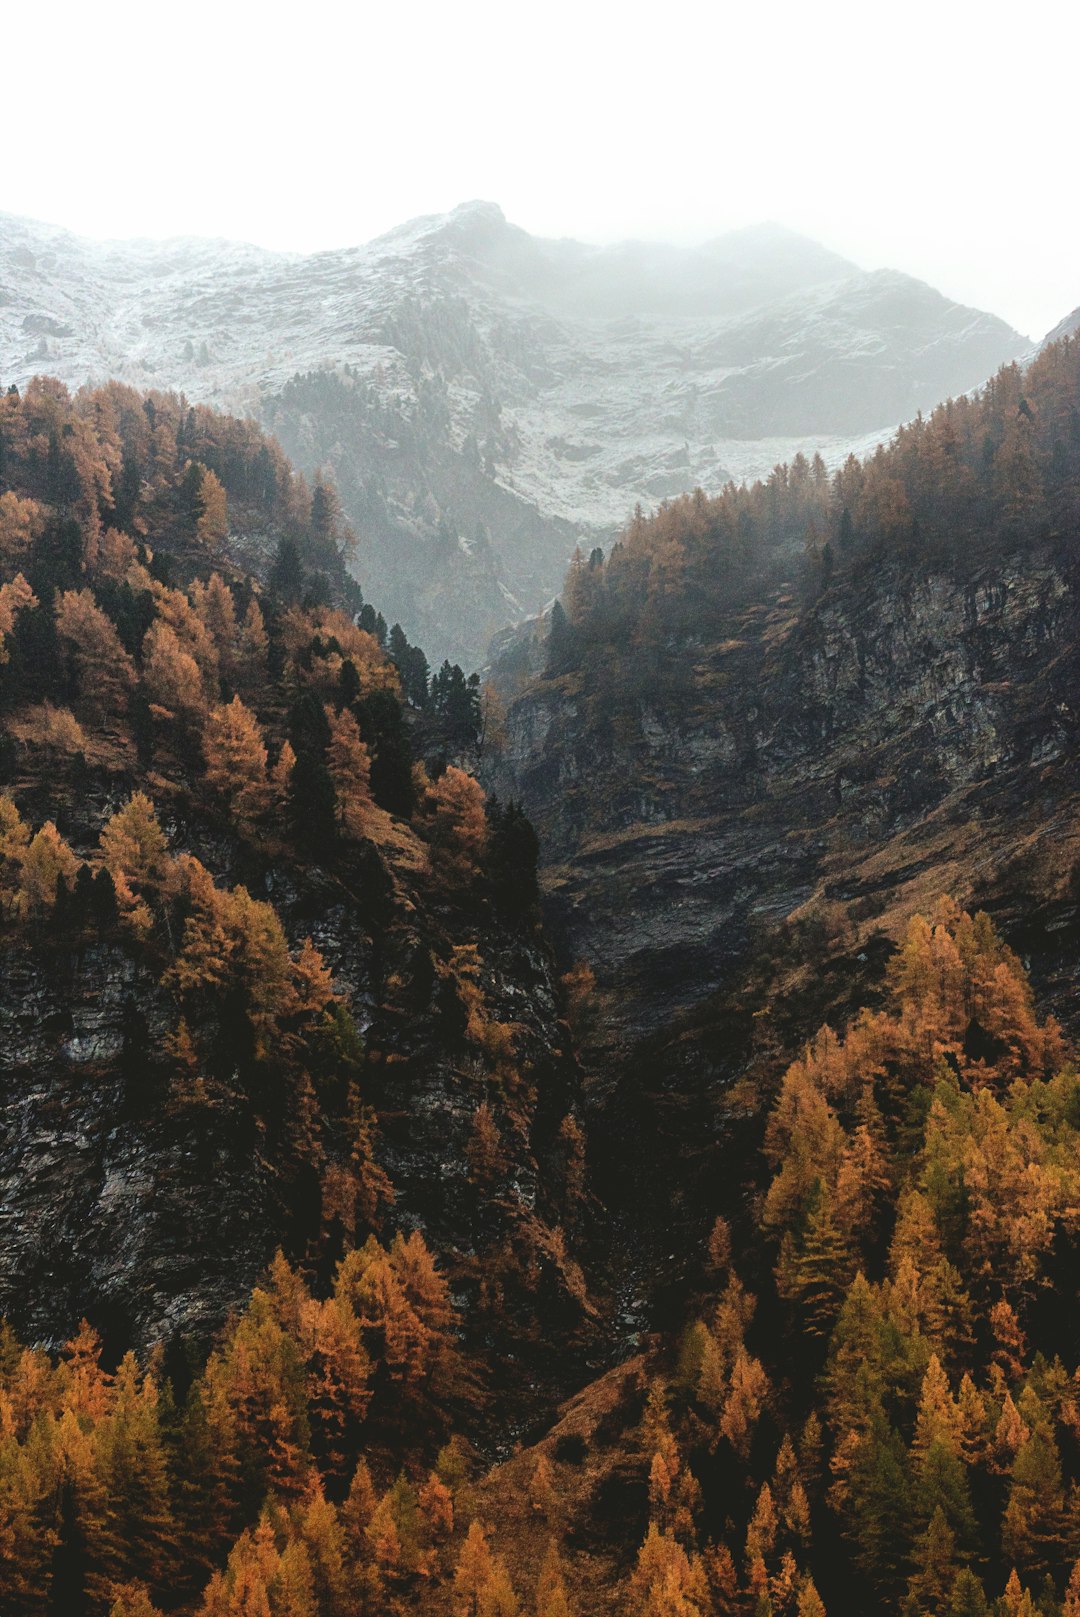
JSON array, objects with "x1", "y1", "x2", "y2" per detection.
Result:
[
  {"x1": 100, "y1": 793, "x2": 174, "y2": 928},
  {"x1": 425, "y1": 765, "x2": 488, "y2": 891},
  {"x1": 107, "y1": 1586, "x2": 165, "y2": 1617},
  {"x1": 325, "y1": 705, "x2": 373, "y2": 840},
  {"x1": 14, "y1": 702, "x2": 87, "y2": 760},
  {"x1": 453, "y1": 1520, "x2": 496, "y2": 1617},
  {"x1": 19, "y1": 822, "x2": 79, "y2": 915},
  {"x1": 0, "y1": 571, "x2": 37, "y2": 664},
  {"x1": 203, "y1": 697, "x2": 271, "y2": 832},
  {"x1": 237, "y1": 598, "x2": 269, "y2": 685},
  {"x1": 141, "y1": 620, "x2": 206, "y2": 718},
  {"x1": 195, "y1": 467, "x2": 229, "y2": 552},
  {"x1": 0, "y1": 794, "x2": 31, "y2": 915},
  {"x1": 56, "y1": 587, "x2": 136, "y2": 712},
  {"x1": 190, "y1": 574, "x2": 238, "y2": 675},
  {"x1": 270, "y1": 740, "x2": 298, "y2": 814},
  {"x1": 0, "y1": 491, "x2": 45, "y2": 562}
]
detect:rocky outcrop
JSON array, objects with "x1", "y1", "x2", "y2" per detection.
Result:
[
  {"x1": 485, "y1": 542, "x2": 1080, "y2": 1285},
  {"x1": 497, "y1": 542, "x2": 1080, "y2": 1062}
]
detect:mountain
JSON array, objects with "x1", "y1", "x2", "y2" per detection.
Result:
[
  {"x1": 0, "y1": 378, "x2": 596, "y2": 1433},
  {"x1": 491, "y1": 334, "x2": 1080, "y2": 1250},
  {"x1": 5, "y1": 331, "x2": 1080, "y2": 1614},
  {"x1": 0, "y1": 205, "x2": 1028, "y2": 664},
  {"x1": 1043, "y1": 305, "x2": 1080, "y2": 346}
]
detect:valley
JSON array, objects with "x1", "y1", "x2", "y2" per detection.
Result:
[{"x1": 1, "y1": 211, "x2": 1080, "y2": 1617}]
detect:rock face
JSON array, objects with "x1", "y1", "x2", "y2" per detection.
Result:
[
  {"x1": 494, "y1": 544, "x2": 1080, "y2": 1083},
  {"x1": 0, "y1": 935, "x2": 272, "y2": 1353},
  {"x1": 487, "y1": 539, "x2": 1080, "y2": 1282},
  {"x1": 0, "y1": 792, "x2": 586, "y2": 1373},
  {"x1": 0, "y1": 205, "x2": 1026, "y2": 664}
]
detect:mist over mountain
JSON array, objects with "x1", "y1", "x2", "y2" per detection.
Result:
[
  {"x1": 0, "y1": 203, "x2": 1027, "y2": 664},
  {"x1": 6, "y1": 165, "x2": 1080, "y2": 1617}
]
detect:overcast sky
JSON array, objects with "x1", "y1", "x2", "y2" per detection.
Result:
[{"x1": 5, "y1": 0, "x2": 1077, "y2": 338}]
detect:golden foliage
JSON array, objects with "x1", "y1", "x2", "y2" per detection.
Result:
[
  {"x1": 425, "y1": 766, "x2": 488, "y2": 890},
  {"x1": 325, "y1": 706, "x2": 373, "y2": 839},
  {"x1": 203, "y1": 696, "x2": 271, "y2": 829},
  {"x1": 55, "y1": 587, "x2": 136, "y2": 709}
]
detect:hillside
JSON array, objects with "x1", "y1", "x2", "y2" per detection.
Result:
[
  {"x1": 489, "y1": 337, "x2": 1080, "y2": 1324},
  {"x1": 494, "y1": 338, "x2": 1080, "y2": 1037},
  {"x1": 4, "y1": 343, "x2": 1080, "y2": 1617},
  {"x1": 0, "y1": 377, "x2": 598, "y2": 1440},
  {"x1": 0, "y1": 205, "x2": 1027, "y2": 665}
]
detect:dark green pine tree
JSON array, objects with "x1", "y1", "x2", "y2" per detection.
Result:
[
  {"x1": 387, "y1": 623, "x2": 410, "y2": 669},
  {"x1": 776, "y1": 1185, "x2": 855, "y2": 1338},
  {"x1": 913, "y1": 1440, "x2": 978, "y2": 1553},
  {"x1": 402, "y1": 645, "x2": 430, "y2": 708},
  {"x1": 945, "y1": 1569, "x2": 989, "y2": 1617},
  {"x1": 288, "y1": 693, "x2": 337, "y2": 851},
  {"x1": 485, "y1": 798, "x2": 539, "y2": 914},
  {"x1": 309, "y1": 477, "x2": 340, "y2": 563},
  {"x1": 546, "y1": 599, "x2": 570, "y2": 672},
  {"x1": 430, "y1": 661, "x2": 481, "y2": 754},
  {"x1": 902, "y1": 1507, "x2": 958, "y2": 1617},
  {"x1": 848, "y1": 1411, "x2": 915, "y2": 1598},
  {"x1": 268, "y1": 536, "x2": 305, "y2": 606},
  {"x1": 354, "y1": 689, "x2": 414, "y2": 818}
]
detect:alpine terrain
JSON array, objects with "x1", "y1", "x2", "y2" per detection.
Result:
[
  {"x1": 0, "y1": 204, "x2": 1028, "y2": 664},
  {"x1": 3, "y1": 195, "x2": 1080, "y2": 1617}
]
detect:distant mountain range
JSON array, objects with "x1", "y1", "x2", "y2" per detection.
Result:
[{"x1": 0, "y1": 202, "x2": 1032, "y2": 663}]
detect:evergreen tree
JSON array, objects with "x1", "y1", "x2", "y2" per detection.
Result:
[
  {"x1": 354, "y1": 689, "x2": 414, "y2": 818},
  {"x1": 269, "y1": 537, "x2": 304, "y2": 606},
  {"x1": 485, "y1": 797, "x2": 540, "y2": 913}
]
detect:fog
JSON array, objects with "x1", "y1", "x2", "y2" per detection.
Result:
[{"x1": 5, "y1": 0, "x2": 1077, "y2": 338}]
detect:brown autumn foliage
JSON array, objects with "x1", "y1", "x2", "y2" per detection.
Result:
[
  {"x1": 424, "y1": 766, "x2": 488, "y2": 891},
  {"x1": 203, "y1": 696, "x2": 271, "y2": 830},
  {"x1": 325, "y1": 705, "x2": 373, "y2": 839},
  {"x1": 56, "y1": 587, "x2": 136, "y2": 710}
]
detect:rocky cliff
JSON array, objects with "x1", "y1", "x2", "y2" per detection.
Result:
[
  {"x1": 500, "y1": 558, "x2": 1080, "y2": 1044},
  {"x1": 0, "y1": 815, "x2": 586, "y2": 1383},
  {"x1": 492, "y1": 337, "x2": 1080, "y2": 1272}
]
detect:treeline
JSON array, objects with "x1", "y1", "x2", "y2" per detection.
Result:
[
  {"x1": 547, "y1": 334, "x2": 1080, "y2": 660},
  {"x1": 0, "y1": 1235, "x2": 594, "y2": 1617},
  {"x1": 0, "y1": 375, "x2": 529, "y2": 888},
  {"x1": 0, "y1": 375, "x2": 350, "y2": 587}
]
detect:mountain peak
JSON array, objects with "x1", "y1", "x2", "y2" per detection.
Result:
[{"x1": 447, "y1": 198, "x2": 507, "y2": 226}]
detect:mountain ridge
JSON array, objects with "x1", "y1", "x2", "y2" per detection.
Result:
[{"x1": 0, "y1": 204, "x2": 1029, "y2": 665}]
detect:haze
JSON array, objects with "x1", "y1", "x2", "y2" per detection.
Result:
[{"x1": 6, "y1": 0, "x2": 1077, "y2": 339}]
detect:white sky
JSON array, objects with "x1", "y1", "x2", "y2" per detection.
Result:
[{"x1": 5, "y1": 0, "x2": 1078, "y2": 339}]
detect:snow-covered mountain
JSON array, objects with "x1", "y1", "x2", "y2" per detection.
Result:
[{"x1": 0, "y1": 202, "x2": 1028, "y2": 664}]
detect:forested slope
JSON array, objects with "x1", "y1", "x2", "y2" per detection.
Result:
[
  {"x1": 0, "y1": 373, "x2": 595, "y2": 1467},
  {"x1": 6, "y1": 332, "x2": 1080, "y2": 1617}
]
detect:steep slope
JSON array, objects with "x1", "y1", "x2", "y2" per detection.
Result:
[
  {"x1": 0, "y1": 370, "x2": 1079, "y2": 1617},
  {"x1": 1043, "y1": 305, "x2": 1080, "y2": 346},
  {"x1": 0, "y1": 205, "x2": 1027, "y2": 664},
  {"x1": 0, "y1": 378, "x2": 595, "y2": 1430},
  {"x1": 492, "y1": 339, "x2": 1080, "y2": 1238}
]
